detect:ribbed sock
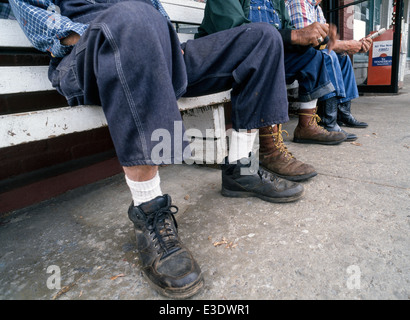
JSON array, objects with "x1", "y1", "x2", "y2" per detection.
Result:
[
  {"x1": 227, "y1": 129, "x2": 258, "y2": 163},
  {"x1": 294, "y1": 99, "x2": 318, "y2": 110},
  {"x1": 125, "y1": 172, "x2": 162, "y2": 206}
]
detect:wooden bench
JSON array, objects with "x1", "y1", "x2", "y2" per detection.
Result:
[
  {"x1": 0, "y1": 0, "x2": 298, "y2": 214},
  {"x1": 0, "y1": 0, "x2": 229, "y2": 165},
  {"x1": 0, "y1": 0, "x2": 235, "y2": 214}
]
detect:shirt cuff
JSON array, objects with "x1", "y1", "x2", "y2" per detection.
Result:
[
  {"x1": 50, "y1": 24, "x2": 88, "y2": 58},
  {"x1": 278, "y1": 29, "x2": 292, "y2": 47}
]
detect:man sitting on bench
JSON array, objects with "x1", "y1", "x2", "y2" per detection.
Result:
[
  {"x1": 195, "y1": 0, "x2": 360, "y2": 149},
  {"x1": 286, "y1": 0, "x2": 370, "y2": 131}
]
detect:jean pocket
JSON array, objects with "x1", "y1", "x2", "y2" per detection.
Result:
[{"x1": 55, "y1": 64, "x2": 84, "y2": 101}]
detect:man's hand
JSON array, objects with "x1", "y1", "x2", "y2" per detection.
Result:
[
  {"x1": 359, "y1": 37, "x2": 372, "y2": 53},
  {"x1": 333, "y1": 39, "x2": 366, "y2": 55},
  {"x1": 291, "y1": 22, "x2": 329, "y2": 47},
  {"x1": 61, "y1": 32, "x2": 81, "y2": 46}
]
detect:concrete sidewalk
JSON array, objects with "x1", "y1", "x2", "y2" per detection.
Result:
[{"x1": 1, "y1": 76, "x2": 409, "y2": 300}]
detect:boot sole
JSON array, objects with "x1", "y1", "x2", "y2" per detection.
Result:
[
  {"x1": 144, "y1": 272, "x2": 204, "y2": 299},
  {"x1": 345, "y1": 136, "x2": 358, "y2": 142},
  {"x1": 338, "y1": 121, "x2": 368, "y2": 128},
  {"x1": 293, "y1": 137, "x2": 346, "y2": 145},
  {"x1": 221, "y1": 187, "x2": 304, "y2": 203},
  {"x1": 262, "y1": 166, "x2": 318, "y2": 182}
]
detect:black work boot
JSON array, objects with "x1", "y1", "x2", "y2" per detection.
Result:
[
  {"x1": 128, "y1": 195, "x2": 203, "y2": 299},
  {"x1": 337, "y1": 101, "x2": 368, "y2": 128},
  {"x1": 221, "y1": 155, "x2": 304, "y2": 203},
  {"x1": 318, "y1": 97, "x2": 357, "y2": 142}
]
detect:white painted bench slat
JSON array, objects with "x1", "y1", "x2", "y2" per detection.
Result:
[
  {"x1": 162, "y1": 0, "x2": 205, "y2": 24},
  {"x1": 0, "y1": 89, "x2": 231, "y2": 149},
  {"x1": 0, "y1": 106, "x2": 107, "y2": 147},
  {"x1": 0, "y1": 20, "x2": 32, "y2": 48},
  {"x1": 0, "y1": 66, "x2": 54, "y2": 94}
]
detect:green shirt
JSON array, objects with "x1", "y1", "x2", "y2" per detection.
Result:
[{"x1": 196, "y1": 0, "x2": 294, "y2": 46}]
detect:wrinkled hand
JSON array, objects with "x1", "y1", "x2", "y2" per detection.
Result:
[
  {"x1": 335, "y1": 40, "x2": 363, "y2": 55},
  {"x1": 60, "y1": 32, "x2": 81, "y2": 46},
  {"x1": 359, "y1": 37, "x2": 372, "y2": 53},
  {"x1": 291, "y1": 22, "x2": 329, "y2": 47}
]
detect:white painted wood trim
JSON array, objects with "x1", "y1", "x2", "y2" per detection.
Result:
[
  {"x1": 178, "y1": 91, "x2": 231, "y2": 111},
  {"x1": 0, "y1": 103, "x2": 231, "y2": 164},
  {"x1": 0, "y1": 64, "x2": 230, "y2": 109},
  {"x1": 181, "y1": 104, "x2": 227, "y2": 164},
  {"x1": 213, "y1": 105, "x2": 228, "y2": 163},
  {"x1": 0, "y1": 66, "x2": 54, "y2": 94},
  {"x1": 163, "y1": 0, "x2": 205, "y2": 10},
  {"x1": 0, "y1": 61, "x2": 230, "y2": 110},
  {"x1": 0, "y1": 106, "x2": 107, "y2": 148},
  {"x1": 0, "y1": 103, "x2": 229, "y2": 149},
  {"x1": 0, "y1": 92, "x2": 231, "y2": 148},
  {"x1": 0, "y1": 20, "x2": 32, "y2": 48},
  {"x1": 177, "y1": 33, "x2": 195, "y2": 43},
  {"x1": 162, "y1": 0, "x2": 205, "y2": 24}
]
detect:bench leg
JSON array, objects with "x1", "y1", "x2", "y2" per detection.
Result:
[{"x1": 181, "y1": 105, "x2": 227, "y2": 164}]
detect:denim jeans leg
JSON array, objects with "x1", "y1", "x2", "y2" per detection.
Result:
[
  {"x1": 319, "y1": 49, "x2": 346, "y2": 101},
  {"x1": 337, "y1": 54, "x2": 359, "y2": 104},
  {"x1": 183, "y1": 23, "x2": 289, "y2": 130},
  {"x1": 52, "y1": 1, "x2": 189, "y2": 166},
  {"x1": 284, "y1": 47, "x2": 334, "y2": 102}
]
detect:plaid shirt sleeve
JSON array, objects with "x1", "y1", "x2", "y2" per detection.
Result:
[
  {"x1": 9, "y1": 0, "x2": 89, "y2": 57},
  {"x1": 0, "y1": 3, "x2": 15, "y2": 19},
  {"x1": 285, "y1": 0, "x2": 326, "y2": 29},
  {"x1": 8, "y1": 0, "x2": 170, "y2": 57},
  {"x1": 316, "y1": 4, "x2": 326, "y2": 24},
  {"x1": 151, "y1": 0, "x2": 170, "y2": 20}
]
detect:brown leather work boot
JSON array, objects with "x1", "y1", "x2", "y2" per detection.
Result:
[
  {"x1": 293, "y1": 108, "x2": 346, "y2": 145},
  {"x1": 259, "y1": 124, "x2": 317, "y2": 182}
]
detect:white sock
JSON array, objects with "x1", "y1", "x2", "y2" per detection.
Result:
[
  {"x1": 295, "y1": 99, "x2": 318, "y2": 110},
  {"x1": 125, "y1": 172, "x2": 162, "y2": 206},
  {"x1": 227, "y1": 129, "x2": 258, "y2": 163}
]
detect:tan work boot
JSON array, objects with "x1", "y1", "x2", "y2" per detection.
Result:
[
  {"x1": 259, "y1": 124, "x2": 317, "y2": 182},
  {"x1": 293, "y1": 108, "x2": 346, "y2": 145}
]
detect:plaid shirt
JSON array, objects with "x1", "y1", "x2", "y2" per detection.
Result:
[
  {"x1": 285, "y1": 0, "x2": 326, "y2": 29},
  {"x1": 7, "y1": 0, "x2": 169, "y2": 58},
  {"x1": 0, "y1": 2, "x2": 15, "y2": 19}
]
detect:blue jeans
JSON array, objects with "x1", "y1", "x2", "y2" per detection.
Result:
[
  {"x1": 49, "y1": 0, "x2": 289, "y2": 166},
  {"x1": 284, "y1": 47, "x2": 335, "y2": 102},
  {"x1": 320, "y1": 49, "x2": 359, "y2": 103},
  {"x1": 247, "y1": 0, "x2": 334, "y2": 102}
]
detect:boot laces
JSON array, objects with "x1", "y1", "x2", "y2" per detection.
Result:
[
  {"x1": 146, "y1": 205, "x2": 180, "y2": 259},
  {"x1": 272, "y1": 125, "x2": 294, "y2": 160},
  {"x1": 259, "y1": 125, "x2": 294, "y2": 160},
  {"x1": 298, "y1": 112, "x2": 328, "y2": 133}
]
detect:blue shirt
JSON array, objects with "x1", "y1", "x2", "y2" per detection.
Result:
[
  {"x1": 6, "y1": 0, "x2": 169, "y2": 58},
  {"x1": 0, "y1": 2, "x2": 15, "y2": 19}
]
